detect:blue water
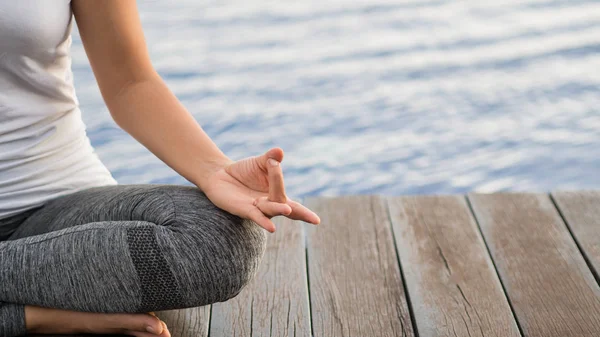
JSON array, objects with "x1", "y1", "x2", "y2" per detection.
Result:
[{"x1": 72, "y1": 0, "x2": 600, "y2": 198}]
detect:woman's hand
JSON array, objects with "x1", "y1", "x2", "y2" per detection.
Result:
[{"x1": 200, "y1": 147, "x2": 321, "y2": 233}]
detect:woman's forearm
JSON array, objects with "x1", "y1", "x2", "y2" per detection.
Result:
[
  {"x1": 104, "y1": 73, "x2": 233, "y2": 190},
  {"x1": 72, "y1": 1, "x2": 232, "y2": 190}
]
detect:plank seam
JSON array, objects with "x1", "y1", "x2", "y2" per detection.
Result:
[
  {"x1": 303, "y1": 197, "x2": 315, "y2": 337},
  {"x1": 384, "y1": 196, "x2": 419, "y2": 337},
  {"x1": 250, "y1": 297, "x2": 254, "y2": 337},
  {"x1": 464, "y1": 195, "x2": 525, "y2": 337},
  {"x1": 207, "y1": 305, "x2": 213, "y2": 337},
  {"x1": 549, "y1": 193, "x2": 600, "y2": 287}
]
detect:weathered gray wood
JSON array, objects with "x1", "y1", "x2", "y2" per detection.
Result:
[
  {"x1": 388, "y1": 195, "x2": 521, "y2": 337},
  {"x1": 156, "y1": 306, "x2": 210, "y2": 337},
  {"x1": 305, "y1": 196, "x2": 415, "y2": 337},
  {"x1": 208, "y1": 216, "x2": 311, "y2": 337},
  {"x1": 552, "y1": 191, "x2": 600, "y2": 281},
  {"x1": 468, "y1": 193, "x2": 600, "y2": 337}
]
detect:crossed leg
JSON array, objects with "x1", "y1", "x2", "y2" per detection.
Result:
[{"x1": 0, "y1": 184, "x2": 267, "y2": 336}]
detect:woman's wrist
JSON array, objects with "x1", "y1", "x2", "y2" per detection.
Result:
[{"x1": 192, "y1": 155, "x2": 234, "y2": 191}]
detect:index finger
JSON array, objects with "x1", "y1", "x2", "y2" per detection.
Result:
[{"x1": 267, "y1": 158, "x2": 287, "y2": 203}]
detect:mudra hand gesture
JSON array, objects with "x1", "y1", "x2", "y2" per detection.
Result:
[{"x1": 202, "y1": 147, "x2": 321, "y2": 232}]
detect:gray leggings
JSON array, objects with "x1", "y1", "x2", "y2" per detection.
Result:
[{"x1": 0, "y1": 184, "x2": 267, "y2": 337}]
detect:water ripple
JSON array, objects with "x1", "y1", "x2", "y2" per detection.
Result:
[{"x1": 74, "y1": 0, "x2": 600, "y2": 197}]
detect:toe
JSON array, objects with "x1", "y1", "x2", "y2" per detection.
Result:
[
  {"x1": 160, "y1": 321, "x2": 171, "y2": 337},
  {"x1": 125, "y1": 320, "x2": 170, "y2": 337},
  {"x1": 118, "y1": 313, "x2": 163, "y2": 334}
]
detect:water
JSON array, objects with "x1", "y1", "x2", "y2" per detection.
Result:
[{"x1": 72, "y1": 0, "x2": 600, "y2": 198}]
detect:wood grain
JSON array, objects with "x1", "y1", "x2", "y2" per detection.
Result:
[
  {"x1": 388, "y1": 195, "x2": 520, "y2": 337},
  {"x1": 305, "y1": 196, "x2": 414, "y2": 337},
  {"x1": 208, "y1": 216, "x2": 311, "y2": 337},
  {"x1": 469, "y1": 193, "x2": 600, "y2": 337},
  {"x1": 552, "y1": 191, "x2": 600, "y2": 281},
  {"x1": 156, "y1": 306, "x2": 210, "y2": 337}
]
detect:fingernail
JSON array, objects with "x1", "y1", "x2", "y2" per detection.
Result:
[
  {"x1": 268, "y1": 158, "x2": 279, "y2": 167},
  {"x1": 146, "y1": 325, "x2": 156, "y2": 334}
]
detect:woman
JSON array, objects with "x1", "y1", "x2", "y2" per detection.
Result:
[{"x1": 0, "y1": 1, "x2": 320, "y2": 336}]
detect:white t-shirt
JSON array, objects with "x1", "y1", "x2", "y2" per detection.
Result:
[{"x1": 0, "y1": 0, "x2": 118, "y2": 220}]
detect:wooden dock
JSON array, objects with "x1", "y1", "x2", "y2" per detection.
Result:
[{"x1": 153, "y1": 191, "x2": 600, "y2": 336}]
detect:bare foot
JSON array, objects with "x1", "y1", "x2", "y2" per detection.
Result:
[{"x1": 25, "y1": 305, "x2": 171, "y2": 336}]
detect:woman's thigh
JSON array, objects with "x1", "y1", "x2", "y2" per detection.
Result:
[{"x1": 10, "y1": 184, "x2": 207, "y2": 240}]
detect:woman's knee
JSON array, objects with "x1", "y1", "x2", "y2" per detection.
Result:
[{"x1": 158, "y1": 185, "x2": 268, "y2": 305}]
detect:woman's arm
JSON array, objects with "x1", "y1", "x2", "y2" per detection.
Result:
[
  {"x1": 71, "y1": 0, "x2": 320, "y2": 232},
  {"x1": 72, "y1": 0, "x2": 231, "y2": 191}
]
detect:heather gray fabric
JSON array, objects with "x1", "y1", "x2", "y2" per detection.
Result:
[{"x1": 0, "y1": 184, "x2": 267, "y2": 337}]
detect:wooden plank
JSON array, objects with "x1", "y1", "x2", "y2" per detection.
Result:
[
  {"x1": 208, "y1": 216, "x2": 311, "y2": 337},
  {"x1": 552, "y1": 191, "x2": 600, "y2": 280},
  {"x1": 388, "y1": 195, "x2": 521, "y2": 337},
  {"x1": 305, "y1": 196, "x2": 415, "y2": 337},
  {"x1": 468, "y1": 193, "x2": 600, "y2": 337},
  {"x1": 156, "y1": 306, "x2": 211, "y2": 337}
]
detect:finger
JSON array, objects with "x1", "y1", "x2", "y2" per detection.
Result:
[
  {"x1": 248, "y1": 207, "x2": 277, "y2": 233},
  {"x1": 255, "y1": 196, "x2": 292, "y2": 217},
  {"x1": 286, "y1": 199, "x2": 321, "y2": 224},
  {"x1": 265, "y1": 147, "x2": 284, "y2": 163},
  {"x1": 258, "y1": 147, "x2": 284, "y2": 171},
  {"x1": 266, "y1": 158, "x2": 287, "y2": 203}
]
